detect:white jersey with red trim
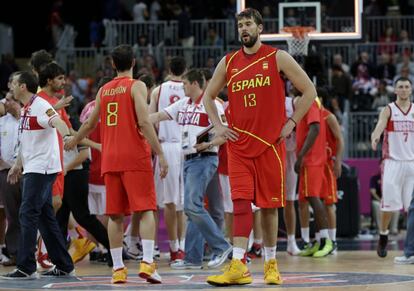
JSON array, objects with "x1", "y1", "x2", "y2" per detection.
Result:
[
  {"x1": 19, "y1": 96, "x2": 61, "y2": 174},
  {"x1": 164, "y1": 96, "x2": 225, "y2": 155},
  {"x1": 285, "y1": 96, "x2": 296, "y2": 152},
  {"x1": 157, "y1": 80, "x2": 186, "y2": 143},
  {"x1": 383, "y1": 102, "x2": 414, "y2": 161}
]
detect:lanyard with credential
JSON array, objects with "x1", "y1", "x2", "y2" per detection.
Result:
[{"x1": 17, "y1": 94, "x2": 37, "y2": 147}]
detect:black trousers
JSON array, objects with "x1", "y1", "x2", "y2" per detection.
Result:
[{"x1": 56, "y1": 169, "x2": 110, "y2": 250}]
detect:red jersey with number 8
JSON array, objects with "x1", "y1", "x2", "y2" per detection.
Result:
[
  {"x1": 99, "y1": 76, "x2": 151, "y2": 174},
  {"x1": 225, "y1": 44, "x2": 286, "y2": 158}
]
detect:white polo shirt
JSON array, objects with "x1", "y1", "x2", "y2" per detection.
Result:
[
  {"x1": 0, "y1": 113, "x2": 20, "y2": 170},
  {"x1": 19, "y1": 96, "x2": 61, "y2": 174},
  {"x1": 164, "y1": 96, "x2": 225, "y2": 155}
]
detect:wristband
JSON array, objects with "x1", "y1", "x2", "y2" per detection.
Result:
[{"x1": 288, "y1": 117, "x2": 297, "y2": 126}]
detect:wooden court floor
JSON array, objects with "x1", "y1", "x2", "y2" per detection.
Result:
[{"x1": 0, "y1": 250, "x2": 413, "y2": 290}]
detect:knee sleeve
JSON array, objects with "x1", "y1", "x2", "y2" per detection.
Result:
[{"x1": 233, "y1": 199, "x2": 253, "y2": 237}]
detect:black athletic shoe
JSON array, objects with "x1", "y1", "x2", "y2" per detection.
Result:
[
  {"x1": 89, "y1": 251, "x2": 101, "y2": 263},
  {"x1": 1, "y1": 269, "x2": 38, "y2": 280},
  {"x1": 377, "y1": 234, "x2": 388, "y2": 258},
  {"x1": 97, "y1": 252, "x2": 113, "y2": 267},
  {"x1": 40, "y1": 266, "x2": 75, "y2": 277}
]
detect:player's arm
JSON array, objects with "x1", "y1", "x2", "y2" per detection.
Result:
[
  {"x1": 203, "y1": 57, "x2": 238, "y2": 141},
  {"x1": 277, "y1": 50, "x2": 317, "y2": 140},
  {"x1": 7, "y1": 149, "x2": 22, "y2": 185},
  {"x1": 294, "y1": 123, "x2": 320, "y2": 174},
  {"x1": 149, "y1": 110, "x2": 171, "y2": 124},
  {"x1": 148, "y1": 86, "x2": 160, "y2": 114},
  {"x1": 326, "y1": 113, "x2": 344, "y2": 178},
  {"x1": 64, "y1": 89, "x2": 102, "y2": 150},
  {"x1": 370, "y1": 187, "x2": 381, "y2": 201},
  {"x1": 133, "y1": 80, "x2": 168, "y2": 178},
  {"x1": 194, "y1": 135, "x2": 227, "y2": 152},
  {"x1": 50, "y1": 116, "x2": 71, "y2": 138},
  {"x1": 371, "y1": 106, "x2": 390, "y2": 151}
]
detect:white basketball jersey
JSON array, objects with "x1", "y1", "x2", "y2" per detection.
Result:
[
  {"x1": 285, "y1": 97, "x2": 296, "y2": 152},
  {"x1": 383, "y1": 102, "x2": 414, "y2": 161},
  {"x1": 158, "y1": 80, "x2": 186, "y2": 142}
]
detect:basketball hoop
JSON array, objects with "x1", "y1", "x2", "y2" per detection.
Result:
[{"x1": 282, "y1": 26, "x2": 315, "y2": 56}]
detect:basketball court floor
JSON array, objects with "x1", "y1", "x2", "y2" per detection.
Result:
[{"x1": 0, "y1": 237, "x2": 413, "y2": 291}]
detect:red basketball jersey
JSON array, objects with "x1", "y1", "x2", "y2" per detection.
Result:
[
  {"x1": 322, "y1": 108, "x2": 337, "y2": 160},
  {"x1": 99, "y1": 76, "x2": 151, "y2": 174},
  {"x1": 296, "y1": 99, "x2": 327, "y2": 166},
  {"x1": 225, "y1": 44, "x2": 286, "y2": 158}
]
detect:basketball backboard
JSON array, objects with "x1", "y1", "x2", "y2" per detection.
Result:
[{"x1": 237, "y1": 0, "x2": 363, "y2": 41}]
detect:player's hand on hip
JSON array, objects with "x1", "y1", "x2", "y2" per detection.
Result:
[
  {"x1": 159, "y1": 155, "x2": 168, "y2": 179},
  {"x1": 215, "y1": 124, "x2": 238, "y2": 142},
  {"x1": 277, "y1": 119, "x2": 296, "y2": 145},
  {"x1": 294, "y1": 156, "x2": 303, "y2": 174}
]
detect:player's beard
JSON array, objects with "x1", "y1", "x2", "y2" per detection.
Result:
[{"x1": 240, "y1": 32, "x2": 259, "y2": 48}]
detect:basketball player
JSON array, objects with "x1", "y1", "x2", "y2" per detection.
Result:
[
  {"x1": 148, "y1": 57, "x2": 187, "y2": 263},
  {"x1": 371, "y1": 77, "x2": 414, "y2": 258},
  {"x1": 202, "y1": 8, "x2": 317, "y2": 286},
  {"x1": 65, "y1": 44, "x2": 168, "y2": 284}
]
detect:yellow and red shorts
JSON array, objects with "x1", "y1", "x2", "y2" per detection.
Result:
[{"x1": 228, "y1": 142, "x2": 286, "y2": 208}]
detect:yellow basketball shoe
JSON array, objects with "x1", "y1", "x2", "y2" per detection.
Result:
[
  {"x1": 313, "y1": 238, "x2": 333, "y2": 258},
  {"x1": 138, "y1": 261, "x2": 162, "y2": 284},
  {"x1": 206, "y1": 259, "x2": 252, "y2": 286},
  {"x1": 264, "y1": 258, "x2": 283, "y2": 285},
  {"x1": 111, "y1": 267, "x2": 127, "y2": 284},
  {"x1": 71, "y1": 238, "x2": 96, "y2": 264}
]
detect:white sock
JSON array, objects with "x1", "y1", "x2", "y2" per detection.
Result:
[
  {"x1": 328, "y1": 228, "x2": 336, "y2": 241},
  {"x1": 253, "y1": 238, "x2": 263, "y2": 245},
  {"x1": 319, "y1": 229, "x2": 329, "y2": 239},
  {"x1": 264, "y1": 246, "x2": 277, "y2": 261},
  {"x1": 169, "y1": 240, "x2": 179, "y2": 252},
  {"x1": 315, "y1": 232, "x2": 321, "y2": 243},
  {"x1": 287, "y1": 235, "x2": 296, "y2": 243},
  {"x1": 142, "y1": 239, "x2": 154, "y2": 263},
  {"x1": 110, "y1": 247, "x2": 124, "y2": 270},
  {"x1": 380, "y1": 230, "x2": 389, "y2": 236},
  {"x1": 301, "y1": 227, "x2": 310, "y2": 243},
  {"x1": 179, "y1": 239, "x2": 185, "y2": 250},
  {"x1": 232, "y1": 247, "x2": 245, "y2": 260}
]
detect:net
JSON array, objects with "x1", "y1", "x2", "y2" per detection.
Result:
[{"x1": 282, "y1": 26, "x2": 315, "y2": 56}]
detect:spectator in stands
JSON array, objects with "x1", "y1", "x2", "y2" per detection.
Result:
[
  {"x1": 331, "y1": 64, "x2": 352, "y2": 112},
  {"x1": 378, "y1": 26, "x2": 397, "y2": 56},
  {"x1": 376, "y1": 53, "x2": 396, "y2": 84},
  {"x1": 150, "y1": 0, "x2": 161, "y2": 21},
  {"x1": 132, "y1": 0, "x2": 148, "y2": 22},
  {"x1": 142, "y1": 55, "x2": 161, "y2": 81},
  {"x1": 204, "y1": 28, "x2": 223, "y2": 46},
  {"x1": 49, "y1": 0, "x2": 64, "y2": 49},
  {"x1": 351, "y1": 51, "x2": 377, "y2": 78},
  {"x1": 0, "y1": 54, "x2": 19, "y2": 95},
  {"x1": 67, "y1": 70, "x2": 88, "y2": 104},
  {"x1": 284, "y1": 8, "x2": 298, "y2": 27},
  {"x1": 205, "y1": 56, "x2": 216, "y2": 74},
  {"x1": 174, "y1": 4, "x2": 194, "y2": 66},
  {"x1": 351, "y1": 64, "x2": 379, "y2": 111},
  {"x1": 89, "y1": 16, "x2": 103, "y2": 48},
  {"x1": 332, "y1": 53, "x2": 350, "y2": 74},
  {"x1": 393, "y1": 66, "x2": 414, "y2": 94},
  {"x1": 370, "y1": 79, "x2": 394, "y2": 111},
  {"x1": 223, "y1": 0, "x2": 237, "y2": 19},
  {"x1": 364, "y1": 0, "x2": 384, "y2": 16},
  {"x1": 396, "y1": 51, "x2": 414, "y2": 75},
  {"x1": 133, "y1": 34, "x2": 154, "y2": 60}
]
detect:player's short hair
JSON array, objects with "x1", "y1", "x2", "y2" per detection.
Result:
[
  {"x1": 111, "y1": 44, "x2": 134, "y2": 72},
  {"x1": 394, "y1": 76, "x2": 412, "y2": 86},
  {"x1": 169, "y1": 57, "x2": 186, "y2": 76},
  {"x1": 29, "y1": 50, "x2": 54, "y2": 73},
  {"x1": 15, "y1": 71, "x2": 38, "y2": 94},
  {"x1": 38, "y1": 62, "x2": 65, "y2": 88},
  {"x1": 183, "y1": 69, "x2": 204, "y2": 89},
  {"x1": 236, "y1": 8, "x2": 263, "y2": 26}
]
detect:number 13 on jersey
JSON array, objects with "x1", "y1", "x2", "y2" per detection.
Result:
[
  {"x1": 243, "y1": 93, "x2": 256, "y2": 107},
  {"x1": 106, "y1": 102, "x2": 118, "y2": 126}
]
